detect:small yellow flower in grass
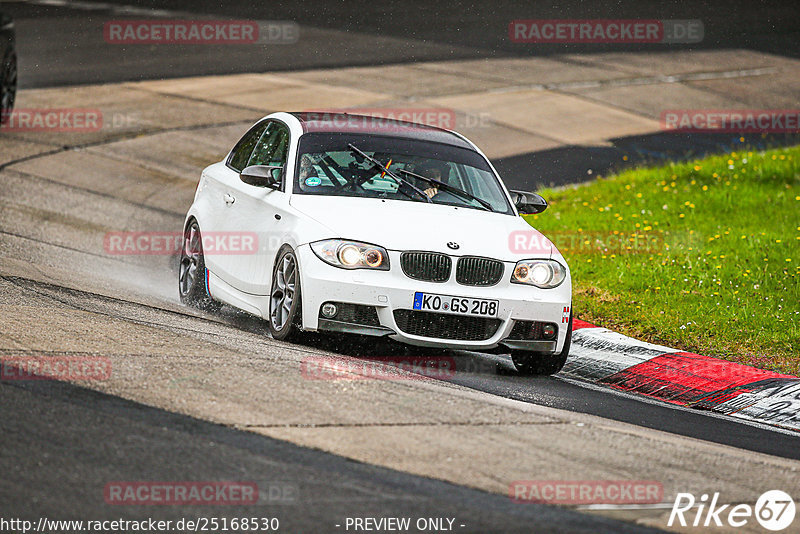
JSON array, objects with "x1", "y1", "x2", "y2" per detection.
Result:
[
  {"x1": 662, "y1": 186, "x2": 669, "y2": 192},
  {"x1": 772, "y1": 155, "x2": 777, "y2": 160},
  {"x1": 623, "y1": 155, "x2": 628, "y2": 161},
  {"x1": 655, "y1": 286, "x2": 661, "y2": 290},
  {"x1": 679, "y1": 213, "x2": 685, "y2": 218},
  {"x1": 624, "y1": 185, "x2": 631, "y2": 190},
  {"x1": 587, "y1": 259, "x2": 592, "y2": 263},
  {"x1": 706, "y1": 251, "x2": 712, "y2": 255},
  {"x1": 740, "y1": 137, "x2": 745, "y2": 142},
  {"x1": 636, "y1": 193, "x2": 642, "y2": 198},
  {"x1": 702, "y1": 185, "x2": 708, "y2": 191},
  {"x1": 795, "y1": 196, "x2": 800, "y2": 201},
  {"x1": 727, "y1": 159, "x2": 734, "y2": 165},
  {"x1": 610, "y1": 254, "x2": 616, "y2": 258},
  {"x1": 694, "y1": 165, "x2": 701, "y2": 171},
  {"x1": 582, "y1": 201, "x2": 588, "y2": 206},
  {"x1": 780, "y1": 155, "x2": 786, "y2": 160},
  {"x1": 691, "y1": 180, "x2": 696, "y2": 185},
  {"x1": 644, "y1": 225, "x2": 652, "y2": 231},
  {"x1": 787, "y1": 259, "x2": 792, "y2": 262},
  {"x1": 776, "y1": 239, "x2": 782, "y2": 243},
  {"x1": 713, "y1": 292, "x2": 720, "y2": 296}
]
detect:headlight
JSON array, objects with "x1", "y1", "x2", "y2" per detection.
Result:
[
  {"x1": 511, "y1": 259, "x2": 566, "y2": 288},
  {"x1": 311, "y1": 239, "x2": 390, "y2": 270}
]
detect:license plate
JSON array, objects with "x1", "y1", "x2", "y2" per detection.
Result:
[{"x1": 412, "y1": 292, "x2": 499, "y2": 317}]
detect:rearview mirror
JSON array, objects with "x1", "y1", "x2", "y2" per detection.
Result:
[
  {"x1": 240, "y1": 165, "x2": 283, "y2": 189},
  {"x1": 509, "y1": 190, "x2": 548, "y2": 215}
]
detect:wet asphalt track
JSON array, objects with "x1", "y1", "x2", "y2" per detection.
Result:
[
  {"x1": 1, "y1": 372, "x2": 664, "y2": 533},
  {"x1": 2, "y1": 1, "x2": 799, "y2": 531}
]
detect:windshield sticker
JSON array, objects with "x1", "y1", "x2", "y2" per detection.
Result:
[{"x1": 305, "y1": 176, "x2": 322, "y2": 187}]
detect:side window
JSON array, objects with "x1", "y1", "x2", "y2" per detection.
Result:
[
  {"x1": 248, "y1": 122, "x2": 290, "y2": 169},
  {"x1": 228, "y1": 121, "x2": 269, "y2": 172}
]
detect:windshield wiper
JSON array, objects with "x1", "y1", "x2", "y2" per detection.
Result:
[
  {"x1": 347, "y1": 144, "x2": 431, "y2": 203},
  {"x1": 398, "y1": 169, "x2": 493, "y2": 212}
]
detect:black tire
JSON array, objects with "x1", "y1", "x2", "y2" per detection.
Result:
[
  {"x1": 268, "y1": 245, "x2": 302, "y2": 341},
  {"x1": 178, "y1": 221, "x2": 221, "y2": 312},
  {"x1": 1, "y1": 51, "x2": 17, "y2": 126},
  {"x1": 511, "y1": 313, "x2": 573, "y2": 376}
]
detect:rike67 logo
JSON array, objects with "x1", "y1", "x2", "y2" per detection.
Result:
[{"x1": 669, "y1": 490, "x2": 795, "y2": 531}]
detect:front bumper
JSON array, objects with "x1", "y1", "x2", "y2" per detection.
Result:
[{"x1": 297, "y1": 245, "x2": 571, "y2": 352}]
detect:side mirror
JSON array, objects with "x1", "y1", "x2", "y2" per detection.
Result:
[
  {"x1": 240, "y1": 165, "x2": 282, "y2": 190},
  {"x1": 509, "y1": 190, "x2": 548, "y2": 215}
]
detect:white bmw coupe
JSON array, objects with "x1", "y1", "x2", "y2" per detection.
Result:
[{"x1": 180, "y1": 112, "x2": 572, "y2": 374}]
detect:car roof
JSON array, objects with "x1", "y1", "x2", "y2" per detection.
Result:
[{"x1": 289, "y1": 111, "x2": 474, "y2": 150}]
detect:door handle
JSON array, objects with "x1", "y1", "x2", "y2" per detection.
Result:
[{"x1": 223, "y1": 193, "x2": 235, "y2": 205}]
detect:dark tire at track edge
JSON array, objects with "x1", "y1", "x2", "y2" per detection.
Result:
[
  {"x1": 1, "y1": 51, "x2": 17, "y2": 126},
  {"x1": 511, "y1": 312, "x2": 573, "y2": 376}
]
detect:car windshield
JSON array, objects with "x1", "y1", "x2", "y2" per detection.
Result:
[{"x1": 293, "y1": 133, "x2": 514, "y2": 214}]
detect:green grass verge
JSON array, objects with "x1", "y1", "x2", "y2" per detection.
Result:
[{"x1": 524, "y1": 146, "x2": 799, "y2": 375}]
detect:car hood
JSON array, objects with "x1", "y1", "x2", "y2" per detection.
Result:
[{"x1": 289, "y1": 195, "x2": 554, "y2": 261}]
